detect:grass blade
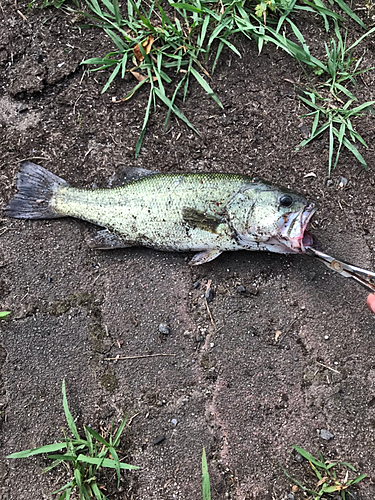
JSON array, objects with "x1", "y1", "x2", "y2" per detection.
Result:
[
  {"x1": 190, "y1": 67, "x2": 223, "y2": 108},
  {"x1": 7, "y1": 442, "x2": 67, "y2": 458},
  {"x1": 77, "y1": 454, "x2": 139, "y2": 469},
  {"x1": 333, "y1": 0, "x2": 366, "y2": 29},
  {"x1": 292, "y1": 446, "x2": 326, "y2": 469},
  {"x1": 91, "y1": 481, "x2": 105, "y2": 500},
  {"x1": 350, "y1": 473, "x2": 367, "y2": 485},
  {"x1": 112, "y1": 0, "x2": 122, "y2": 26},
  {"x1": 62, "y1": 379, "x2": 80, "y2": 440},
  {"x1": 109, "y1": 446, "x2": 122, "y2": 486},
  {"x1": 85, "y1": 426, "x2": 110, "y2": 447},
  {"x1": 102, "y1": 63, "x2": 121, "y2": 93},
  {"x1": 0, "y1": 311, "x2": 10, "y2": 318},
  {"x1": 328, "y1": 121, "x2": 334, "y2": 175},
  {"x1": 170, "y1": 3, "x2": 202, "y2": 13},
  {"x1": 135, "y1": 87, "x2": 153, "y2": 157},
  {"x1": 113, "y1": 416, "x2": 128, "y2": 446},
  {"x1": 154, "y1": 87, "x2": 199, "y2": 134},
  {"x1": 202, "y1": 447, "x2": 211, "y2": 500}
]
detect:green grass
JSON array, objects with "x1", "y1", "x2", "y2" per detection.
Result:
[
  {"x1": 292, "y1": 23, "x2": 375, "y2": 173},
  {"x1": 0, "y1": 311, "x2": 10, "y2": 318},
  {"x1": 202, "y1": 447, "x2": 211, "y2": 500},
  {"x1": 7, "y1": 379, "x2": 138, "y2": 500},
  {"x1": 284, "y1": 445, "x2": 367, "y2": 500},
  {"x1": 33, "y1": 0, "x2": 375, "y2": 168}
]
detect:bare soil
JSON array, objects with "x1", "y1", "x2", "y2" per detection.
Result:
[{"x1": 1, "y1": 2, "x2": 375, "y2": 499}]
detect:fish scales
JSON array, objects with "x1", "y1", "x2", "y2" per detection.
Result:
[
  {"x1": 4, "y1": 162, "x2": 317, "y2": 264},
  {"x1": 52, "y1": 173, "x2": 254, "y2": 252}
]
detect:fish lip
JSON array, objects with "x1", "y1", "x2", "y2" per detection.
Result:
[{"x1": 278, "y1": 203, "x2": 317, "y2": 253}]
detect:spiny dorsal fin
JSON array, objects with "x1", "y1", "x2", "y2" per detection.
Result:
[{"x1": 107, "y1": 166, "x2": 158, "y2": 188}]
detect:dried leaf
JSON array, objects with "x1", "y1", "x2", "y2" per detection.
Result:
[
  {"x1": 316, "y1": 476, "x2": 328, "y2": 487},
  {"x1": 134, "y1": 35, "x2": 154, "y2": 62},
  {"x1": 130, "y1": 71, "x2": 148, "y2": 82}
]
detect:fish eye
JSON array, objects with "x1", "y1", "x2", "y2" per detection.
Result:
[{"x1": 279, "y1": 195, "x2": 293, "y2": 208}]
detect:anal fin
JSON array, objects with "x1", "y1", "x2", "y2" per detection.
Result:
[
  {"x1": 189, "y1": 249, "x2": 223, "y2": 266},
  {"x1": 88, "y1": 229, "x2": 132, "y2": 250}
]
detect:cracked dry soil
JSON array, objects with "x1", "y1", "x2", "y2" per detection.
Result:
[{"x1": 1, "y1": 2, "x2": 375, "y2": 499}]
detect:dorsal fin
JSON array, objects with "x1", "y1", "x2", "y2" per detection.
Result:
[{"x1": 107, "y1": 166, "x2": 158, "y2": 187}]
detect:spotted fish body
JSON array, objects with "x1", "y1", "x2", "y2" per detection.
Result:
[{"x1": 5, "y1": 162, "x2": 316, "y2": 265}]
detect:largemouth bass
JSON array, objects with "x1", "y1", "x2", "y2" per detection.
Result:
[{"x1": 4, "y1": 162, "x2": 316, "y2": 265}]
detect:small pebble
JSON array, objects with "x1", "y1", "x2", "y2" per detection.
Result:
[
  {"x1": 153, "y1": 435, "x2": 166, "y2": 445},
  {"x1": 320, "y1": 429, "x2": 334, "y2": 441},
  {"x1": 236, "y1": 285, "x2": 246, "y2": 293},
  {"x1": 205, "y1": 288, "x2": 215, "y2": 303},
  {"x1": 294, "y1": 452, "x2": 304, "y2": 463},
  {"x1": 171, "y1": 418, "x2": 177, "y2": 426},
  {"x1": 324, "y1": 335, "x2": 330, "y2": 340},
  {"x1": 158, "y1": 323, "x2": 170, "y2": 335},
  {"x1": 287, "y1": 494, "x2": 295, "y2": 500},
  {"x1": 326, "y1": 179, "x2": 334, "y2": 187},
  {"x1": 339, "y1": 176, "x2": 348, "y2": 188}
]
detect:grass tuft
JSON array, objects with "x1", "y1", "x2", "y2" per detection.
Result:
[
  {"x1": 284, "y1": 445, "x2": 367, "y2": 500},
  {"x1": 7, "y1": 379, "x2": 138, "y2": 500},
  {"x1": 34, "y1": 0, "x2": 374, "y2": 168}
]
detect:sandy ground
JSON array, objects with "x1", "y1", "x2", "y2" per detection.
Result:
[{"x1": 1, "y1": 2, "x2": 375, "y2": 499}]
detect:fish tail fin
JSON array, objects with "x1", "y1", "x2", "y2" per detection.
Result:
[{"x1": 4, "y1": 162, "x2": 69, "y2": 219}]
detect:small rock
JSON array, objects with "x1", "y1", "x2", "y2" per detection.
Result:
[
  {"x1": 320, "y1": 429, "x2": 334, "y2": 441},
  {"x1": 326, "y1": 179, "x2": 334, "y2": 187},
  {"x1": 308, "y1": 271, "x2": 316, "y2": 281},
  {"x1": 171, "y1": 418, "x2": 177, "y2": 426},
  {"x1": 193, "y1": 281, "x2": 200, "y2": 289},
  {"x1": 339, "y1": 176, "x2": 348, "y2": 188},
  {"x1": 153, "y1": 435, "x2": 166, "y2": 445},
  {"x1": 236, "y1": 285, "x2": 246, "y2": 293},
  {"x1": 247, "y1": 285, "x2": 258, "y2": 296},
  {"x1": 299, "y1": 124, "x2": 310, "y2": 139},
  {"x1": 247, "y1": 326, "x2": 258, "y2": 336},
  {"x1": 294, "y1": 452, "x2": 304, "y2": 463},
  {"x1": 205, "y1": 288, "x2": 215, "y2": 303},
  {"x1": 158, "y1": 323, "x2": 170, "y2": 335},
  {"x1": 17, "y1": 103, "x2": 29, "y2": 113},
  {"x1": 287, "y1": 494, "x2": 295, "y2": 500},
  {"x1": 324, "y1": 335, "x2": 330, "y2": 340}
]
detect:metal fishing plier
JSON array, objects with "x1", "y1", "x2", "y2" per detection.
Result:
[{"x1": 306, "y1": 247, "x2": 375, "y2": 292}]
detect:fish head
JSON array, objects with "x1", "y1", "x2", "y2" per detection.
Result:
[
  {"x1": 231, "y1": 182, "x2": 316, "y2": 254},
  {"x1": 274, "y1": 193, "x2": 316, "y2": 253}
]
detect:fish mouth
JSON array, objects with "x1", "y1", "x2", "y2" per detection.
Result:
[{"x1": 278, "y1": 203, "x2": 316, "y2": 253}]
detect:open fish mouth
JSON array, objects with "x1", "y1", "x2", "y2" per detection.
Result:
[{"x1": 278, "y1": 203, "x2": 316, "y2": 253}]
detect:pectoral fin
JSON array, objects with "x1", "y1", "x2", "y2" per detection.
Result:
[
  {"x1": 88, "y1": 229, "x2": 132, "y2": 249},
  {"x1": 182, "y1": 207, "x2": 224, "y2": 234},
  {"x1": 189, "y1": 249, "x2": 223, "y2": 266}
]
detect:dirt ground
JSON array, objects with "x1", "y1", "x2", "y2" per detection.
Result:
[{"x1": 1, "y1": 1, "x2": 375, "y2": 499}]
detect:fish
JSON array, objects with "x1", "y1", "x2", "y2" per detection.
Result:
[{"x1": 4, "y1": 161, "x2": 316, "y2": 265}]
